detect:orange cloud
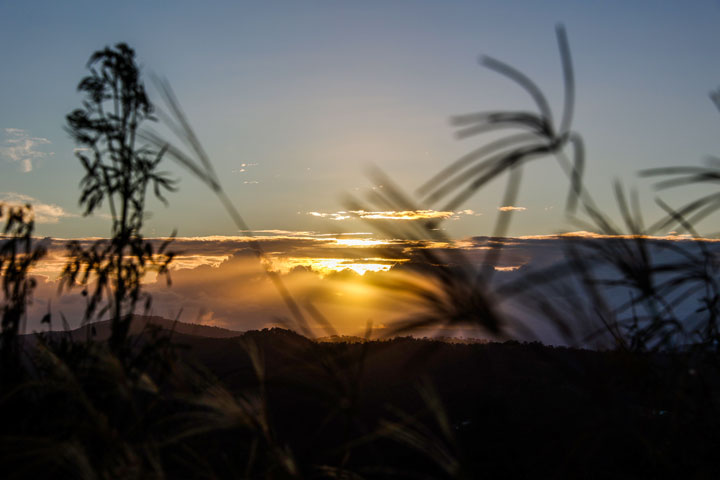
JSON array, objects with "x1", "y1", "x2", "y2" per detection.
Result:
[
  {"x1": 352, "y1": 210, "x2": 455, "y2": 220},
  {"x1": 494, "y1": 265, "x2": 523, "y2": 272},
  {"x1": 518, "y1": 231, "x2": 720, "y2": 241},
  {"x1": 308, "y1": 209, "x2": 480, "y2": 221},
  {"x1": 14, "y1": 232, "x2": 720, "y2": 345}
]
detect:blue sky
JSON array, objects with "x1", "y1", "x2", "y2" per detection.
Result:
[{"x1": 2, "y1": 0, "x2": 720, "y2": 239}]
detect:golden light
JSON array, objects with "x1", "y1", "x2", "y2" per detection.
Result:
[
  {"x1": 494, "y1": 265, "x2": 523, "y2": 272},
  {"x1": 269, "y1": 256, "x2": 402, "y2": 276},
  {"x1": 333, "y1": 238, "x2": 390, "y2": 247},
  {"x1": 352, "y1": 209, "x2": 454, "y2": 220}
]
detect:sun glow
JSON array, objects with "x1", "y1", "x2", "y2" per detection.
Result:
[{"x1": 270, "y1": 256, "x2": 402, "y2": 276}]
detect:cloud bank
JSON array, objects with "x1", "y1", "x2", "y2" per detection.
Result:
[
  {"x1": 14, "y1": 232, "x2": 720, "y2": 347},
  {"x1": 308, "y1": 209, "x2": 479, "y2": 221}
]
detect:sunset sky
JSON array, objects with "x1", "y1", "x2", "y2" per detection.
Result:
[
  {"x1": 3, "y1": 1, "x2": 720, "y2": 238},
  {"x1": 3, "y1": 1, "x2": 720, "y2": 337}
]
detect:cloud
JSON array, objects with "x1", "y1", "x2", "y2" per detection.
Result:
[
  {"x1": 17, "y1": 232, "x2": 720, "y2": 345},
  {"x1": 353, "y1": 210, "x2": 456, "y2": 220},
  {"x1": 0, "y1": 192, "x2": 74, "y2": 224},
  {"x1": 517, "y1": 231, "x2": 719, "y2": 241},
  {"x1": 27, "y1": 231, "x2": 720, "y2": 282},
  {"x1": 498, "y1": 206, "x2": 526, "y2": 212},
  {"x1": 309, "y1": 211, "x2": 352, "y2": 221},
  {"x1": 1, "y1": 128, "x2": 54, "y2": 172},
  {"x1": 308, "y1": 209, "x2": 478, "y2": 221},
  {"x1": 493, "y1": 265, "x2": 523, "y2": 272}
]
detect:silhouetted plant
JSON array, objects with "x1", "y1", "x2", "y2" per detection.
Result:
[
  {"x1": 140, "y1": 79, "x2": 415, "y2": 477},
  {"x1": 419, "y1": 25, "x2": 585, "y2": 241},
  {"x1": 377, "y1": 381, "x2": 467, "y2": 479},
  {"x1": 346, "y1": 26, "x2": 586, "y2": 342},
  {"x1": 142, "y1": 79, "x2": 311, "y2": 335},
  {"x1": 346, "y1": 24, "x2": 720, "y2": 356},
  {"x1": 0, "y1": 202, "x2": 46, "y2": 377},
  {"x1": 62, "y1": 43, "x2": 176, "y2": 354},
  {"x1": 641, "y1": 162, "x2": 720, "y2": 236},
  {"x1": 581, "y1": 191, "x2": 719, "y2": 350}
]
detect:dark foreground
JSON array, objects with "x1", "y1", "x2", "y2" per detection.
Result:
[{"x1": 2, "y1": 318, "x2": 719, "y2": 479}]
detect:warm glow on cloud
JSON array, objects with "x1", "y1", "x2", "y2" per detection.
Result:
[
  {"x1": 353, "y1": 210, "x2": 455, "y2": 220},
  {"x1": 22, "y1": 231, "x2": 720, "y2": 283},
  {"x1": 494, "y1": 265, "x2": 523, "y2": 272},
  {"x1": 517, "y1": 231, "x2": 720, "y2": 241},
  {"x1": 14, "y1": 232, "x2": 720, "y2": 341},
  {"x1": 170, "y1": 255, "x2": 230, "y2": 270},
  {"x1": 309, "y1": 211, "x2": 352, "y2": 221},
  {"x1": 269, "y1": 256, "x2": 401, "y2": 276},
  {"x1": 308, "y1": 209, "x2": 477, "y2": 221}
]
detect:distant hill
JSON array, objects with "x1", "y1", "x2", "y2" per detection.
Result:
[
  {"x1": 15, "y1": 317, "x2": 720, "y2": 477},
  {"x1": 37, "y1": 315, "x2": 243, "y2": 341},
  {"x1": 38, "y1": 316, "x2": 491, "y2": 345},
  {"x1": 314, "y1": 334, "x2": 490, "y2": 344},
  {"x1": 158, "y1": 328, "x2": 720, "y2": 479},
  {"x1": 428, "y1": 335, "x2": 489, "y2": 344},
  {"x1": 314, "y1": 335, "x2": 369, "y2": 343}
]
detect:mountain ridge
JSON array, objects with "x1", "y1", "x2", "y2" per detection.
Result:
[{"x1": 32, "y1": 314, "x2": 244, "y2": 341}]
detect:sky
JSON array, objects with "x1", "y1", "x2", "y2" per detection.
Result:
[
  {"x1": 2, "y1": 1, "x2": 720, "y2": 239},
  {"x1": 3, "y1": 1, "x2": 720, "y2": 338}
]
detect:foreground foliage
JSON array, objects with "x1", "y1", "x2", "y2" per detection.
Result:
[{"x1": 1, "y1": 325, "x2": 719, "y2": 479}]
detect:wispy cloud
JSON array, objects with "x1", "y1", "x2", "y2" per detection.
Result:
[
  {"x1": 0, "y1": 192, "x2": 74, "y2": 224},
  {"x1": 498, "y1": 206, "x2": 526, "y2": 212},
  {"x1": 308, "y1": 209, "x2": 477, "y2": 221},
  {"x1": 309, "y1": 211, "x2": 353, "y2": 221},
  {"x1": 518, "y1": 231, "x2": 718, "y2": 241},
  {"x1": 354, "y1": 210, "x2": 456, "y2": 220},
  {"x1": 1, "y1": 128, "x2": 54, "y2": 172}
]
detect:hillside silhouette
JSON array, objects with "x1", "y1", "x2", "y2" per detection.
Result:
[
  {"x1": 187, "y1": 329, "x2": 719, "y2": 478},
  {"x1": 47, "y1": 314, "x2": 244, "y2": 341},
  {"x1": 33, "y1": 319, "x2": 711, "y2": 478}
]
